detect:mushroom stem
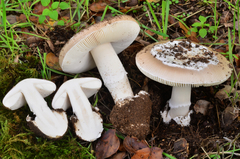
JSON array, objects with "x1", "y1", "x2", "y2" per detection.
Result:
[
  {"x1": 91, "y1": 42, "x2": 134, "y2": 103},
  {"x1": 168, "y1": 86, "x2": 191, "y2": 118},
  {"x1": 22, "y1": 86, "x2": 59, "y2": 128}
]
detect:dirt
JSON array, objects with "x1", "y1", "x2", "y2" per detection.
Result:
[{"x1": 110, "y1": 91, "x2": 152, "y2": 140}]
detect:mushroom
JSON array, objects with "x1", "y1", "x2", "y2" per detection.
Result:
[
  {"x1": 58, "y1": 15, "x2": 152, "y2": 139},
  {"x1": 52, "y1": 77, "x2": 103, "y2": 142},
  {"x1": 136, "y1": 39, "x2": 232, "y2": 126},
  {"x1": 2, "y1": 78, "x2": 68, "y2": 139}
]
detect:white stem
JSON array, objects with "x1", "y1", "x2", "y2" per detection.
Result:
[
  {"x1": 168, "y1": 86, "x2": 191, "y2": 118},
  {"x1": 91, "y1": 42, "x2": 133, "y2": 103},
  {"x1": 22, "y1": 87, "x2": 58, "y2": 128},
  {"x1": 67, "y1": 85, "x2": 94, "y2": 130}
]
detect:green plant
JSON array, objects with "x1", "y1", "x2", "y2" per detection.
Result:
[
  {"x1": 170, "y1": 0, "x2": 179, "y2": 4},
  {"x1": 39, "y1": 0, "x2": 70, "y2": 25},
  {"x1": 177, "y1": 12, "x2": 189, "y2": 21},
  {"x1": 191, "y1": 15, "x2": 214, "y2": 38}
]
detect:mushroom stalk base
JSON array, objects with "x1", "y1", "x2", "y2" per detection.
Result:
[
  {"x1": 91, "y1": 43, "x2": 133, "y2": 103},
  {"x1": 168, "y1": 86, "x2": 191, "y2": 118},
  {"x1": 161, "y1": 86, "x2": 192, "y2": 126}
]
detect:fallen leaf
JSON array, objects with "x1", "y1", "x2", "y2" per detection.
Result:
[
  {"x1": 146, "y1": 0, "x2": 160, "y2": 2},
  {"x1": 215, "y1": 85, "x2": 235, "y2": 101},
  {"x1": 193, "y1": 100, "x2": 212, "y2": 115},
  {"x1": 46, "y1": 53, "x2": 62, "y2": 71},
  {"x1": 131, "y1": 147, "x2": 163, "y2": 159},
  {"x1": 110, "y1": 151, "x2": 127, "y2": 159},
  {"x1": 6, "y1": 15, "x2": 18, "y2": 24},
  {"x1": 90, "y1": 1, "x2": 108, "y2": 12},
  {"x1": 222, "y1": 107, "x2": 239, "y2": 127},
  {"x1": 123, "y1": 136, "x2": 148, "y2": 155},
  {"x1": 220, "y1": 11, "x2": 232, "y2": 23},
  {"x1": 95, "y1": 129, "x2": 120, "y2": 159},
  {"x1": 18, "y1": 14, "x2": 27, "y2": 23},
  {"x1": 46, "y1": 40, "x2": 55, "y2": 52},
  {"x1": 179, "y1": 22, "x2": 199, "y2": 43},
  {"x1": 173, "y1": 138, "x2": 189, "y2": 159},
  {"x1": 33, "y1": 2, "x2": 49, "y2": 14}
]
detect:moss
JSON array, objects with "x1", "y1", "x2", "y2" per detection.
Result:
[{"x1": 0, "y1": 55, "x2": 40, "y2": 101}]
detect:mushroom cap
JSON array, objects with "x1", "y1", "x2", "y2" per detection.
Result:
[
  {"x1": 52, "y1": 77, "x2": 102, "y2": 111},
  {"x1": 59, "y1": 15, "x2": 140, "y2": 73},
  {"x1": 136, "y1": 40, "x2": 233, "y2": 87},
  {"x1": 2, "y1": 78, "x2": 56, "y2": 110}
]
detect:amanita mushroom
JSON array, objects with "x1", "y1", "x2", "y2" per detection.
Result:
[
  {"x1": 2, "y1": 78, "x2": 68, "y2": 139},
  {"x1": 58, "y1": 15, "x2": 152, "y2": 139},
  {"x1": 52, "y1": 77, "x2": 103, "y2": 142},
  {"x1": 136, "y1": 39, "x2": 232, "y2": 126}
]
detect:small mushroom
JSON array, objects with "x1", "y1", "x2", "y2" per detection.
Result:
[
  {"x1": 52, "y1": 77, "x2": 103, "y2": 142},
  {"x1": 59, "y1": 15, "x2": 152, "y2": 139},
  {"x1": 136, "y1": 39, "x2": 232, "y2": 126},
  {"x1": 2, "y1": 78, "x2": 68, "y2": 139}
]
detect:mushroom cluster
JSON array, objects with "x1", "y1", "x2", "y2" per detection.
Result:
[
  {"x1": 136, "y1": 39, "x2": 232, "y2": 126},
  {"x1": 58, "y1": 15, "x2": 152, "y2": 139}
]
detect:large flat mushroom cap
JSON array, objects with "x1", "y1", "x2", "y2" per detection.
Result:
[
  {"x1": 136, "y1": 40, "x2": 233, "y2": 87},
  {"x1": 59, "y1": 15, "x2": 140, "y2": 73}
]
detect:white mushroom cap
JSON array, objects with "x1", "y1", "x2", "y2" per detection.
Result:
[
  {"x1": 136, "y1": 40, "x2": 232, "y2": 87},
  {"x1": 59, "y1": 15, "x2": 140, "y2": 73}
]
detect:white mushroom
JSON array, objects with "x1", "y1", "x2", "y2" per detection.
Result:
[
  {"x1": 136, "y1": 39, "x2": 233, "y2": 126},
  {"x1": 2, "y1": 78, "x2": 68, "y2": 139},
  {"x1": 58, "y1": 15, "x2": 152, "y2": 138},
  {"x1": 59, "y1": 15, "x2": 139, "y2": 103},
  {"x1": 52, "y1": 77, "x2": 103, "y2": 142}
]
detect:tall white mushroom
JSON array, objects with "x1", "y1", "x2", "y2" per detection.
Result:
[
  {"x1": 136, "y1": 39, "x2": 232, "y2": 126},
  {"x1": 2, "y1": 78, "x2": 68, "y2": 139},
  {"x1": 58, "y1": 15, "x2": 152, "y2": 139}
]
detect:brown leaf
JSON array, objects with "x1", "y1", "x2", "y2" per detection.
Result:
[
  {"x1": 123, "y1": 136, "x2": 148, "y2": 155},
  {"x1": 33, "y1": 2, "x2": 49, "y2": 15},
  {"x1": 46, "y1": 40, "x2": 55, "y2": 52},
  {"x1": 179, "y1": 22, "x2": 199, "y2": 43},
  {"x1": 147, "y1": 0, "x2": 160, "y2": 2},
  {"x1": 46, "y1": 53, "x2": 62, "y2": 71},
  {"x1": 6, "y1": 15, "x2": 18, "y2": 24},
  {"x1": 110, "y1": 151, "x2": 127, "y2": 159},
  {"x1": 89, "y1": 1, "x2": 108, "y2": 12},
  {"x1": 168, "y1": 15, "x2": 179, "y2": 28},
  {"x1": 95, "y1": 129, "x2": 120, "y2": 159},
  {"x1": 131, "y1": 147, "x2": 163, "y2": 159},
  {"x1": 17, "y1": 14, "x2": 27, "y2": 23}
]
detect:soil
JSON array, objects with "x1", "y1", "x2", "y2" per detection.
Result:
[{"x1": 34, "y1": 26, "x2": 240, "y2": 158}]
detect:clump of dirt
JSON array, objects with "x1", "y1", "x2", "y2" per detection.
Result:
[{"x1": 110, "y1": 91, "x2": 152, "y2": 140}]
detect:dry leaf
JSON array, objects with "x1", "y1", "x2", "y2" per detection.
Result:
[
  {"x1": 46, "y1": 53, "x2": 62, "y2": 71},
  {"x1": 131, "y1": 147, "x2": 163, "y2": 159},
  {"x1": 147, "y1": 0, "x2": 160, "y2": 2},
  {"x1": 95, "y1": 129, "x2": 120, "y2": 159},
  {"x1": 179, "y1": 22, "x2": 199, "y2": 43},
  {"x1": 215, "y1": 85, "x2": 235, "y2": 101},
  {"x1": 123, "y1": 136, "x2": 148, "y2": 155},
  {"x1": 33, "y1": 2, "x2": 49, "y2": 15},
  {"x1": 90, "y1": 1, "x2": 108, "y2": 12},
  {"x1": 110, "y1": 151, "x2": 127, "y2": 159},
  {"x1": 46, "y1": 40, "x2": 55, "y2": 52}
]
